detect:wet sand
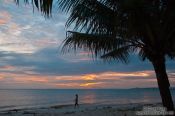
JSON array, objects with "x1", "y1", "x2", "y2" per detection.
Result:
[{"x1": 0, "y1": 103, "x2": 163, "y2": 116}]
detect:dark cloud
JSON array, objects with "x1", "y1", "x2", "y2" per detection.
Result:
[{"x1": 1, "y1": 47, "x2": 174, "y2": 77}]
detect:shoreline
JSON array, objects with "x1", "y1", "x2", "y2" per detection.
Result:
[{"x1": 0, "y1": 103, "x2": 164, "y2": 116}]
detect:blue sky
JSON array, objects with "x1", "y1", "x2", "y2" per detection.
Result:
[{"x1": 0, "y1": 0, "x2": 175, "y2": 89}]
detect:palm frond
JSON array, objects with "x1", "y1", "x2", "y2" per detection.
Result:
[
  {"x1": 65, "y1": 0, "x2": 117, "y2": 35},
  {"x1": 138, "y1": 48, "x2": 147, "y2": 61},
  {"x1": 62, "y1": 31, "x2": 128, "y2": 57},
  {"x1": 101, "y1": 46, "x2": 130, "y2": 63},
  {"x1": 58, "y1": 0, "x2": 84, "y2": 13},
  {"x1": 15, "y1": 0, "x2": 53, "y2": 17}
]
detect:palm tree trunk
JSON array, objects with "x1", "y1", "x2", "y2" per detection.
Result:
[{"x1": 152, "y1": 58, "x2": 174, "y2": 111}]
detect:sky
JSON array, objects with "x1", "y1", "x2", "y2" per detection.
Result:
[{"x1": 0, "y1": 0, "x2": 175, "y2": 89}]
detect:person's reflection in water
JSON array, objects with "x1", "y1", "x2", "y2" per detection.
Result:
[{"x1": 74, "y1": 94, "x2": 79, "y2": 108}]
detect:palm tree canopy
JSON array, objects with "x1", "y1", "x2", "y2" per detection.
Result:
[{"x1": 15, "y1": 0, "x2": 175, "y2": 63}]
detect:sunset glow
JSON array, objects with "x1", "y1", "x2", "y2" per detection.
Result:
[
  {"x1": 80, "y1": 82, "x2": 102, "y2": 87},
  {"x1": 1, "y1": 68, "x2": 174, "y2": 89},
  {"x1": 82, "y1": 74, "x2": 97, "y2": 81},
  {"x1": 102, "y1": 72, "x2": 150, "y2": 77}
]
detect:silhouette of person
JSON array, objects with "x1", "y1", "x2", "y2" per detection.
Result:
[{"x1": 74, "y1": 94, "x2": 79, "y2": 108}]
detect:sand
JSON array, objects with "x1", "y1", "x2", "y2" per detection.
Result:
[{"x1": 0, "y1": 103, "x2": 165, "y2": 116}]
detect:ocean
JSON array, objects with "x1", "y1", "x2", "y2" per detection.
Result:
[{"x1": 0, "y1": 88, "x2": 175, "y2": 111}]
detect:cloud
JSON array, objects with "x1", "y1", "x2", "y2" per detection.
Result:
[
  {"x1": 0, "y1": 1, "x2": 66, "y2": 54},
  {"x1": 0, "y1": 10, "x2": 11, "y2": 25},
  {"x1": 0, "y1": 65, "x2": 15, "y2": 70},
  {"x1": 0, "y1": 66, "x2": 174, "y2": 89},
  {"x1": 0, "y1": 0, "x2": 174, "y2": 89},
  {"x1": 80, "y1": 82, "x2": 104, "y2": 87}
]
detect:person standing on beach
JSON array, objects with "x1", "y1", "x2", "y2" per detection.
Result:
[{"x1": 74, "y1": 94, "x2": 79, "y2": 108}]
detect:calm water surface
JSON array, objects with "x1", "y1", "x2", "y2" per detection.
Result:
[{"x1": 0, "y1": 89, "x2": 175, "y2": 111}]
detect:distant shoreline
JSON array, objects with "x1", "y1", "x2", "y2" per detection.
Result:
[{"x1": 0, "y1": 87, "x2": 175, "y2": 90}]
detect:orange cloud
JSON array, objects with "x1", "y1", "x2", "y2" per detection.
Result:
[
  {"x1": 0, "y1": 11, "x2": 11, "y2": 25},
  {"x1": 0, "y1": 65, "x2": 15, "y2": 70},
  {"x1": 101, "y1": 71, "x2": 151, "y2": 77},
  {"x1": 0, "y1": 19, "x2": 6, "y2": 25},
  {"x1": 0, "y1": 76, "x2": 4, "y2": 80},
  {"x1": 80, "y1": 82, "x2": 103, "y2": 88},
  {"x1": 14, "y1": 77, "x2": 48, "y2": 83},
  {"x1": 0, "y1": 72, "x2": 49, "y2": 83},
  {"x1": 52, "y1": 71, "x2": 154, "y2": 88},
  {"x1": 80, "y1": 82, "x2": 96, "y2": 87},
  {"x1": 0, "y1": 70, "x2": 173, "y2": 89},
  {"x1": 55, "y1": 83, "x2": 80, "y2": 88},
  {"x1": 82, "y1": 74, "x2": 97, "y2": 81},
  {"x1": 56, "y1": 76, "x2": 81, "y2": 81}
]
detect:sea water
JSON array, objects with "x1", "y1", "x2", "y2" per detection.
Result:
[{"x1": 0, "y1": 88, "x2": 174, "y2": 111}]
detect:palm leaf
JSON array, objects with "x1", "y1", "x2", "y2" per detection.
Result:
[
  {"x1": 101, "y1": 46, "x2": 130, "y2": 63},
  {"x1": 15, "y1": 0, "x2": 53, "y2": 17},
  {"x1": 62, "y1": 31, "x2": 128, "y2": 57},
  {"x1": 66, "y1": 0, "x2": 116, "y2": 34}
]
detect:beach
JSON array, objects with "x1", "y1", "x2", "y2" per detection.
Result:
[
  {"x1": 0, "y1": 103, "x2": 161, "y2": 116},
  {"x1": 0, "y1": 89, "x2": 174, "y2": 116},
  {"x1": 0, "y1": 89, "x2": 175, "y2": 116}
]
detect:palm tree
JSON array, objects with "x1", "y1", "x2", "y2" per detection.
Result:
[{"x1": 15, "y1": 0, "x2": 175, "y2": 111}]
